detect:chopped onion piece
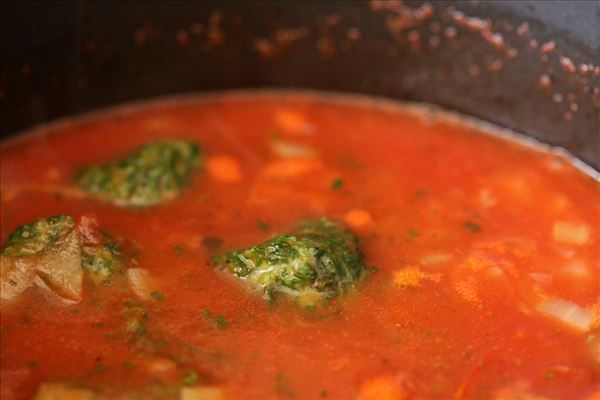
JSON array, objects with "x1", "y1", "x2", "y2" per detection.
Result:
[
  {"x1": 126, "y1": 268, "x2": 156, "y2": 301},
  {"x1": 537, "y1": 298, "x2": 593, "y2": 332},
  {"x1": 560, "y1": 260, "x2": 589, "y2": 279},
  {"x1": 420, "y1": 253, "x2": 452, "y2": 265},
  {"x1": 552, "y1": 221, "x2": 591, "y2": 246},
  {"x1": 272, "y1": 139, "x2": 316, "y2": 158},
  {"x1": 529, "y1": 272, "x2": 553, "y2": 285}
]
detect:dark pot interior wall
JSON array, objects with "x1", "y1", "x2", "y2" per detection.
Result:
[{"x1": 1, "y1": 0, "x2": 598, "y2": 169}]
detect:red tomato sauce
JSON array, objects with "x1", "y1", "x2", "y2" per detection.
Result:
[{"x1": 1, "y1": 92, "x2": 598, "y2": 400}]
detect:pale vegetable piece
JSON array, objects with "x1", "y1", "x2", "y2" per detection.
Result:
[
  {"x1": 356, "y1": 376, "x2": 407, "y2": 400},
  {"x1": 491, "y1": 381, "x2": 551, "y2": 400},
  {"x1": 343, "y1": 209, "x2": 373, "y2": 229},
  {"x1": 206, "y1": 155, "x2": 242, "y2": 183},
  {"x1": 552, "y1": 221, "x2": 591, "y2": 246},
  {"x1": 1, "y1": 217, "x2": 83, "y2": 303},
  {"x1": 420, "y1": 253, "x2": 452, "y2": 266},
  {"x1": 272, "y1": 139, "x2": 316, "y2": 158},
  {"x1": 263, "y1": 158, "x2": 323, "y2": 179},
  {"x1": 126, "y1": 268, "x2": 158, "y2": 301},
  {"x1": 35, "y1": 382, "x2": 101, "y2": 400},
  {"x1": 537, "y1": 298, "x2": 594, "y2": 332},
  {"x1": 528, "y1": 272, "x2": 553, "y2": 285},
  {"x1": 0, "y1": 257, "x2": 36, "y2": 302},
  {"x1": 560, "y1": 260, "x2": 589, "y2": 279},
  {"x1": 274, "y1": 109, "x2": 314, "y2": 135},
  {"x1": 1, "y1": 215, "x2": 125, "y2": 305},
  {"x1": 181, "y1": 386, "x2": 224, "y2": 400},
  {"x1": 33, "y1": 230, "x2": 84, "y2": 301},
  {"x1": 143, "y1": 356, "x2": 178, "y2": 374}
]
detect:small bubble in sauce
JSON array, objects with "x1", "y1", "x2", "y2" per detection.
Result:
[
  {"x1": 507, "y1": 48, "x2": 518, "y2": 59},
  {"x1": 538, "y1": 74, "x2": 551, "y2": 89},
  {"x1": 444, "y1": 26, "x2": 458, "y2": 39},
  {"x1": 578, "y1": 63, "x2": 590, "y2": 74},
  {"x1": 190, "y1": 23, "x2": 203, "y2": 35},
  {"x1": 541, "y1": 54, "x2": 549, "y2": 63},
  {"x1": 176, "y1": 29, "x2": 189, "y2": 47},
  {"x1": 486, "y1": 59, "x2": 503, "y2": 72},
  {"x1": 569, "y1": 103, "x2": 579, "y2": 112},
  {"x1": 540, "y1": 40, "x2": 556, "y2": 54},
  {"x1": 559, "y1": 56, "x2": 576, "y2": 73},
  {"x1": 19, "y1": 64, "x2": 31, "y2": 77},
  {"x1": 346, "y1": 27, "x2": 361, "y2": 40},
  {"x1": 468, "y1": 64, "x2": 481, "y2": 77},
  {"x1": 429, "y1": 35, "x2": 440, "y2": 48},
  {"x1": 516, "y1": 22, "x2": 529, "y2": 37},
  {"x1": 529, "y1": 38, "x2": 538, "y2": 48},
  {"x1": 407, "y1": 30, "x2": 422, "y2": 50},
  {"x1": 552, "y1": 93, "x2": 563, "y2": 103},
  {"x1": 563, "y1": 111, "x2": 573, "y2": 121}
]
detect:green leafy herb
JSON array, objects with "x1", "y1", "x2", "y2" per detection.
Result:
[
  {"x1": 1, "y1": 215, "x2": 75, "y2": 257},
  {"x1": 201, "y1": 309, "x2": 229, "y2": 329},
  {"x1": 172, "y1": 245, "x2": 186, "y2": 255},
  {"x1": 183, "y1": 370, "x2": 199, "y2": 386},
  {"x1": 331, "y1": 178, "x2": 344, "y2": 190},
  {"x1": 77, "y1": 140, "x2": 201, "y2": 207},
  {"x1": 257, "y1": 220, "x2": 270, "y2": 232},
  {"x1": 276, "y1": 373, "x2": 296, "y2": 398},
  {"x1": 406, "y1": 229, "x2": 420, "y2": 238},
  {"x1": 150, "y1": 291, "x2": 165, "y2": 301},
  {"x1": 202, "y1": 236, "x2": 222, "y2": 252},
  {"x1": 213, "y1": 218, "x2": 364, "y2": 306},
  {"x1": 215, "y1": 315, "x2": 228, "y2": 329},
  {"x1": 414, "y1": 189, "x2": 427, "y2": 198},
  {"x1": 463, "y1": 221, "x2": 481, "y2": 233}
]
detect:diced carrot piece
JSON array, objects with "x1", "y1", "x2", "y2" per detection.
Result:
[
  {"x1": 343, "y1": 208, "x2": 373, "y2": 229},
  {"x1": 454, "y1": 277, "x2": 481, "y2": 304},
  {"x1": 356, "y1": 376, "x2": 407, "y2": 400},
  {"x1": 206, "y1": 155, "x2": 242, "y2": 183},
  {"x1": 393, "y1": 266, "x2": 424, "y2": 288},
  {"x1": 274, "y1": 109, "x2": 312, "y2": 134},
  {"x1": 263, "y1": 158, "x2": 323, "y2": 179},
  {"x1": 393, "y1": 266, "x2": 442, "y2": 289}
]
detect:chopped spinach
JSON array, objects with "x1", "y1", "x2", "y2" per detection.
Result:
[
  {"x1": 1, "y1": 215, "x2": 75, "y2": 257},
  {"x1": 213, "y1": 218, "x2": 365, "y2": 306},
  {"x1": 77, "y1": 140, "x2": 201, "y2": 207},
  {"x1": 331, "y1": 178, "x2": 344, "y2": 190},
  {"x1": 463, "y1": 221, "x2": 481, "y2": 233}
]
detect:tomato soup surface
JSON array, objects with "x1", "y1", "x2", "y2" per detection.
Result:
[{"x1": 0, "y1": 91, "x2": 598, "y2": 400}]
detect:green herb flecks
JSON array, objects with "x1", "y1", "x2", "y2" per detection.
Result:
[
  {"x1": 331, "y1": 178, "x2": 344, "y2": 190},
  {"x1": 77, "y1": 140, "x2": 201, "y2": 207},
  {"x1": 463, "y1": 221, "x2": 481, "y2": 233},
  {"x1": 1, "y1": 215, "x2": 75, "y2": 257},
  {"x1": 213, "y1": 218, "x2": 365, "y2": 307}
]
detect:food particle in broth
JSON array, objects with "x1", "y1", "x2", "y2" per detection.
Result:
[{"x1": 0, "y1": 91, "x2": 598, "y2": 400}]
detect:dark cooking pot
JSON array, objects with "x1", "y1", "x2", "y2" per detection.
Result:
[{"x1": 1, "y1": 0, "x2": 598, "y2": 169}]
